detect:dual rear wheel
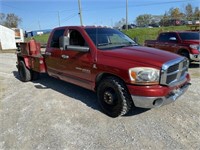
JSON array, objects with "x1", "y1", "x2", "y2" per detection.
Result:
[{"x1": 18, "y1": 61, "x2": 39, "y2": 82}]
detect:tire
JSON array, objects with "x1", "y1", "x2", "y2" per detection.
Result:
[
  {"x1": 180, "y1": 51, "x2": 190, "y2": 60},
  {"x1": 97, "y1": 76, "x2": 132, "y2": 117},
  {"x1": 18, "y1": 61, "x2": 31, "y2": 82}
]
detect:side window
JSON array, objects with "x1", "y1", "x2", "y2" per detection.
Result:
[
  {"x1": 69, "y1": 30, "x2": 87, "y2": 46},
  {"x1": 159, "y1": 33, "x2": 170, "y2": 42},
  {"x1": 168, "y1": 33, "x2": 177, "y2": 42},
  {"x1": 50, "y1": 29, "x2": 65, "y2": 48}
]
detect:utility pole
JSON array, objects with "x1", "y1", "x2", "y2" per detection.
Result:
[
  {"x1": 78, "y1": 0, "x2": 83, "y2": 26},
  {"x1": 126, "y1": 0, "x2": 128, "y2": 30},
  {"x1": 57, "y1": 11, "x2": 61, "y2": 27}
]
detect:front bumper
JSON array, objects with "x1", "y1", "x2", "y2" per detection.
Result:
[
  {"x1": 131, "y1": 82, "x2": 191, "y2": 108},
  {"x1": 190, "y1": 54, "x2": 200, "y2": 61}
]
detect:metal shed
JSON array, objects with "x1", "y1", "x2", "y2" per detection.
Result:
[{"x1": 0, "y1": 25, "x2": 17, "y2": 50}]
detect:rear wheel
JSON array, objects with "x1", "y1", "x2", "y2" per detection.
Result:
[
  {"x1": 18, "y1": 61, "x2": 31, "y2": 82},
  {"x1": 97, "y1": 77, "x2": 132, "y2": 117}
]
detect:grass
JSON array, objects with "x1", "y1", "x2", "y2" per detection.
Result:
[
  {"x1": 25, "y1": 33, "x2": 50, "y2": 45},
  {"x1": 25, "y1": 25, "x2": 192, "y2": 46}
]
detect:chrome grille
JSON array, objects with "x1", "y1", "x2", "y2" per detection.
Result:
[{"x1": 160, "y1": 58, "x2": 189, "y2": 86}]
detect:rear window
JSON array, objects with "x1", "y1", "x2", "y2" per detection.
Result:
[{"x1": 179, "y1": 32, "x2": 200, "y2": 40}]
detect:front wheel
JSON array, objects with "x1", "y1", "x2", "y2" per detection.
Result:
[{"x1": 97, "y1": 77, "x2": 132, "y2": 117}]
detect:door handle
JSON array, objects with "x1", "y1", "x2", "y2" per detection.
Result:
[
  {"x1": 61, "y1": 55, "x2": 69, "y2": 59},
  {"x1": 45, "y1": 52, "x2": 51, "y2": 56}
]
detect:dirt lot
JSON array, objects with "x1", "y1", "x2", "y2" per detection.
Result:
[{"x1": 0, "y1": 53, "x2": 200, "y2": 150}]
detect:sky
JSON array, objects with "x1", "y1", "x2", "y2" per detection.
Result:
[{"x1": 0, "y1": 0, "x2": 199, "y2": 31}]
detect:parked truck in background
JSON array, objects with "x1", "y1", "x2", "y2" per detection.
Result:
[
  {"x1": 144, "y1": 31, "x2": 200, "y2": 62},
  {"x1": 16, "y1": 26, "x2": 191, "y2": 117}
]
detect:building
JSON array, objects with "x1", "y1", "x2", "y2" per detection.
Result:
[{"x1": 26, "y1": 29, "x2": 52, "y2": 37}]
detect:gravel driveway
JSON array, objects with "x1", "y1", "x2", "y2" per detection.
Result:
[{"x1": 0, "y1": 53, "x2": 200, "y2": 150}]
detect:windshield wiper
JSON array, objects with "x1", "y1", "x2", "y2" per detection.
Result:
[
  {"x1": 97, "y1": 43, "x2": 112, "y2": 46},
  {"x1": 120, "y1": 42, "x2": 138, "y2": 47}
]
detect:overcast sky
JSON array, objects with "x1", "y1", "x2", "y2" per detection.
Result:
[{"x1": 0, "y1": 0, "x2": 199, "y2": 31}]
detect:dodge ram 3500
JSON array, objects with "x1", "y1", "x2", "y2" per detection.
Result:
[
  {"x1": 16, "y1": 26, "x2": 191, "y2": 117},
  {"x1": 144, "y1": 31, "x2": 200, "y2": 62}
]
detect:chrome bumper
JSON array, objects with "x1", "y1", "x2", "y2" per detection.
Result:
[
  {"x1": 131, "y1": 83, "x2": 191, "y2": 109},
  {"x1": 190, "y1": 54, "x2": 200, "y2": 61}
]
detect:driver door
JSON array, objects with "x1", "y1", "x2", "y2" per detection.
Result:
[{"x1": 59, "y1": 29, "x2": 93, "y2": 89}]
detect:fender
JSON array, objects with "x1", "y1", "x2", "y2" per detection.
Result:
[{"x1": 23, "y1": 57, "x2": 31, "y2": 69}]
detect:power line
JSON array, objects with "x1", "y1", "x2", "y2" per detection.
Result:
[{"x1": 82, "y1": 0, "x2": 198, "y2": 12}]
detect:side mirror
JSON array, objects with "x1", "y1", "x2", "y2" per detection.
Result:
[
  {"x1": 169, "y1": 37, "x2": 177, "y2": 41},
  {"x1": 59, "y1": 36, "x2": 69, "y2": 50},
  {"x1": 67, "y1": 45, "x2": 90, "y2": 52}
]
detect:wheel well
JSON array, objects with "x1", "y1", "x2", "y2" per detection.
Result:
[
  {"x1": 178, "y1": 49, "x2": 190, "y2": 59},
  {"x1": 95, "y1": 73, "x2": 126, "y2": 91},
  {"x1": 178, "y1": 49, "x2": 189, "y2": 54},
  {"x1": 178, "y1": 49, "x2": 189, "y2": 55}
]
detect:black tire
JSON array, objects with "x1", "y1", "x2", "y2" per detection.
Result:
[
  {"x1": 31, "y1": 70, "x2": 40, "y2": 81},
  {"x1": 18, "y1": 61, "x2": 31, "y2": 82},
  {"x1": 180, "y1": 50, "x2": 190, "y2": 60},
  {"x1": 97, "y1": 76, "x2": 132, "y2": 117}
]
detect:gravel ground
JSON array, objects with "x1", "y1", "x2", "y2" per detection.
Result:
[{"x1": 0, "y1": 53, "x2": 200, "y2": 150}]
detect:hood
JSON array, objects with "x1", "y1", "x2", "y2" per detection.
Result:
[
  {"x1": 182, "y1": 40, "x2": 200, "y2": 45},
  {"x1": 101, "y1": 46, "x2": 180, "y2": 68}
]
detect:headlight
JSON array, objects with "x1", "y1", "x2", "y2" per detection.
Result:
[
  {"x1": 129, "y1": 67, "x2": 160, "y2": 85},
  {"x1": 189, "y1": 44, "x2": 200, "y2": 51}
]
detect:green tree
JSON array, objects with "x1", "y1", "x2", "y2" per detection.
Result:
[
  {"x1": 193, "y1": 7, "x2": 200, "y2": 20},
  {"x1": 0, "y1": 13, "x2": 6, "y2": 25},
  {"x1": 185, "y1": 3, "x2": 193, "y2": 21},
  {"x1": 169, "y1": 7, "x2": 183, "y2": 20},
  {"x1": 136, "y1": 14, "x2": 152, "y2": 27},
  {"x1": 160, "y1": 12, "x2": 170, "y2": 26},
  {"x1": 0, "y1": 13, "x2": 22, "y2": 28}
]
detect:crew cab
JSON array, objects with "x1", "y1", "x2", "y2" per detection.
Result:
[
  {"x1": 144, "y1": 31, "x2": 200, "y2": 62},
  {"x1": 16, "y1": 26, "x2": 191, "y2": 117}
]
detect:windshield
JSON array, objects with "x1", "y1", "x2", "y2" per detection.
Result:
[
  {"x1": 85, "y1": 28, "x2": 137, "y2": 50},
  {"x1": 179, "y1": 32, "x2": 200, "y2": 40}
]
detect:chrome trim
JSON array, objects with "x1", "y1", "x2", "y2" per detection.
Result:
[
  {"x1": 160, "y1": 57, "x2": 188, "y2": 86},
  {"x1": 131, "y1": 83, "x2": 191, "y2": 108},
  {"x1": 189, "y1": 54, "x2": 200, "y2": 61}
]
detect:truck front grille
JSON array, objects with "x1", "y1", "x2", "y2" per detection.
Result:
[{"x1": 160, "y1": 57, "x2": 189, "y2": 86}]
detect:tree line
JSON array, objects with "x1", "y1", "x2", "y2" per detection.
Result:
[
  {"x1": 115, "y1": 3, "x2": 200, "y2": 28},
  {"x1": 136, "y1": 3, "x2": 200, "y2": 27}
]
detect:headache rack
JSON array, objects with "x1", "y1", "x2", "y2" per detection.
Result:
[{"x1": 160, "y1": 57, "x2": 189, "y2": 86}]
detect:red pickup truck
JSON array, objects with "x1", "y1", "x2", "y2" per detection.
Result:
[
  {"x1": 144, "y1": 31, "x2": 200, "y2": 62},
  {"x1": 16, "y1": 26, "x2": 191, "y2": 117}
]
